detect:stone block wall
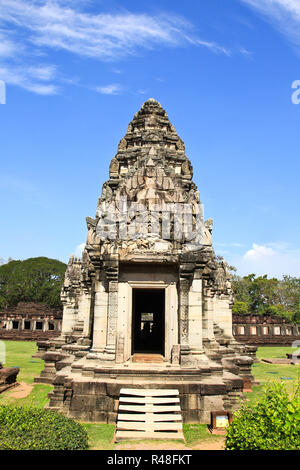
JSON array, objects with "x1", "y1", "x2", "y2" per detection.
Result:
[
  {"x1": 232, "y1": 314, "x2": 300, "y2": 346},
  {"x1": 0, "y1": 302, "x2": 62, "y2": 341}
]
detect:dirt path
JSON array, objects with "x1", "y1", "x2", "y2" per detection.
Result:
[
  {"x1": 115, "y1": 437, "x2": 225, "y2": 451},
  {"x1": 5, "y1": 382, "x2": 33, "y2": 399}
]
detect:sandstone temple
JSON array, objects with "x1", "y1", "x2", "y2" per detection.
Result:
[{"x1": 37, "y1": 99, "x2": 256, "y2": 423}]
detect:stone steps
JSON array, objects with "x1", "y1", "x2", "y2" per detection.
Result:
[{"x1": 115, "y1": 388, "x2": 184, "y2": 442}]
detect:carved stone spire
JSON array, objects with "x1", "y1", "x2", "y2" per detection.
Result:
[{"x1": 108, "y1": 98, "x2": 192, "y2": 184}]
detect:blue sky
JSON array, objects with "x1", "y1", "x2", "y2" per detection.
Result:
[{"x1": 0, "y1": 0, "x2": 300, "y2": 278}]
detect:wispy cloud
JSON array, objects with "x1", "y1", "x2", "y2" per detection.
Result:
[
  {"x1": 241, "y1": 0, "x2": 300, "y2": 51},
  {"x1": 0, "y1": 0, "x2": 230, "y2": 59},
  {"x1": 0, "y1": 64, "x2": 59, "y2": 95},
  {"x1": 191, "y1": 38, "x2": 231, "y2": 56},
  {"x1": 0, "y1": 36, "x2": 17, "y2": 57},
  {"x1": 0, "y1": 0, "x2": 232, "y2": 95},
  {"x1": 96, "y1": 83, "x2": 121, "y2": 95}
]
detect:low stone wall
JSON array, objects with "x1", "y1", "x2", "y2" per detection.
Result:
[
  {"x1": 45, "y1": 372, "x2": 244, "y2": 424},
  {"x1": 0, "y1": 329, "x2": 60, "y2": 342},
  {"x1": 0, "y1": 302, "x2": 62, "y2": 341},
  {"x1": 232, "y1": 314, "x2": 300, "y2": 346}
]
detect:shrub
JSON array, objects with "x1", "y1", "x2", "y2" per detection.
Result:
[
  {"x1": 226, "y1": 382, "x2": 300, "y2": 450},
  {"x1": 0, "y1": 405, "x2": 89, "y2": 450}
]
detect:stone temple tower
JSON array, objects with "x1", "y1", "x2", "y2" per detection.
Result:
[{"x1": 37, "y1": 99, "x2": 256, "y2": 423}]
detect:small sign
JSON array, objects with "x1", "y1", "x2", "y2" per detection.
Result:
[
  {"x1": 210, "y1": 410, "x2": 233, "y2": 433},
  {"x1": 215, "y1": 415, "x2": 229, "y2": 428}
]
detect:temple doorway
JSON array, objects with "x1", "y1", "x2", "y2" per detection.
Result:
[{"x1": 132, "y1": 288, "x2": 165, "y2": 356}]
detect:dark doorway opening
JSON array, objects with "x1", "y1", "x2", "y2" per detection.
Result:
[{"x1": 132, "y1": 289, "x2": 165, "y2": 355}]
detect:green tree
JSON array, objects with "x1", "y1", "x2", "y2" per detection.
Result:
[
  {"x1": 232, "y1": 301, "x2": 249, "y2": 315},
  {"x1": 232, "y1": 273, "x2": 300, "y2": 323},
  {"x1": 0, "y1": 257, "x2": 66, "y2": 309}
]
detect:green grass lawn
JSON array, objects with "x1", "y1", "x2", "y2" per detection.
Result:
[
  {"x1": 81, "y1": 423, "x2": 115, "y2": 450},
  {"x1": 0, "y1": 340, "x2": 52, "y2": 408},
  {"x1": 1, "y1": 340, "x2": 44, "y2": 383},
  {"x1": 244, "y1": 345, "x2": 300, "y2": 406},
  {"x1": 1, "y1": 340, "x2": 299, "y2": 449}
]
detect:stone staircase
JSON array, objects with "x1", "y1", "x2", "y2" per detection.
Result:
[
  {"x1": 204, "y1": 323, "x2": 257, "y2": 392},
  {"x1": 115, "y1": 388, "x2": 184, "y2": 441}
]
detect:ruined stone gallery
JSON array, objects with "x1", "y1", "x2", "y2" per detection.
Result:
[{"x1": 37, "y1": 99, "x2": 256, "y2": 423}]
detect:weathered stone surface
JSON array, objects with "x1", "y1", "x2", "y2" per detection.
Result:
[{"x1": 0, "y1": 363, "x2": 19, "y2": 393}]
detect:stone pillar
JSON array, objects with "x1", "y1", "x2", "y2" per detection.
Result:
[
  {"x1": 78, "y1": 287, "x2": 93, "y2": 337},
  {"x1": 202, "y1": 284, "x2": 215, "y2": 345},
  {"x1": 188, "y1": 279, "x2": 203, "y2": 353},
  {"x1": 117, "y1": 282, "x2": 132, "y2": 363},
  {"x1": 214, "y1": 296, "x2": 234, "y2": 338},
  {"x1": 61, "y1": 303, "x2": 77, "y2": 336},
  {"x1": 178, "y1": 278, "x2": 190, "y2": 353},
  {"x1": 90, "y1": 281, "x2": 108, "y2": 352},
  {"x1": 165, "y1": 283, "x2": 178, "y2": 362},
  {"x1": 104, "y1": 280, "x2": 119, "y2": 359}
]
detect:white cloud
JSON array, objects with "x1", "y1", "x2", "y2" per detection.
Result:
[
  {"x1": 0, "y1": 0, "x2": 232, "y2": 95},
  {"x1": 244, "y1": 243, "x2": 275, "y2": 260},
  {"x1": 96, "y1": 84, "x2": 121, "y2": 95},
  {"x1": 0, "y1": 1, "x2": 230, "y2": 59},
  {"x1": 0, "y1": 64, "x2": 59, "y2": 95},
  {"x1": 241, "y1": 0, "x2": 300, "y2": 50},
  {"x1": 233, "y1": 242, "x2": 300, "y2": 278},
  {"x1": 27, "y1": 65, "x2": 57, "y2": 81},
  {"x1": 192, "y1": 38, "x2": 231, "y2": 56},
  {"x1": 74, "y1": 243, "x2": 85, "y2": 258},
  {"x1": 0, "y1": 37, "x2": 17, "y2": 57}
]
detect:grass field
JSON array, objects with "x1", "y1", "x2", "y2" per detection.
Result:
[
  {"x1": 244, "y1": 345, "x2": 300, "y2": 405},
  {"x1": 0, "y1": 340, "x2": 299, "y2": 449},
  {"x1": 0, "y1": 341, "x2": 52, "y2": 408}
]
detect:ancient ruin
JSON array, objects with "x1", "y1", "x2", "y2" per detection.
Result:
[
  {"x1": 0, "y1": 302, "x2": 62, "y2": 341},
  {"x1": 37, "y1": 99, "x2": 256, "y2": 423},
  {"x1": 233, "y1": 314, "x2": 300, "y2": 346}
]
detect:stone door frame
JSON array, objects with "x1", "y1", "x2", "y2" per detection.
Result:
[
  {"x1": 131, "y1": 287, "x2": 165, "y2": 356},
  {"x1": 117, "y1": 280, "x2": 178, "y2": 363}
]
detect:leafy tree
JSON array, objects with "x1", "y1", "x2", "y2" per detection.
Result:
[
  {"x1": 232, "y1": 273, "x2": 300, "y2": 323},
  {"x1": 232, "y1": 301, "x2": 249, "y2": 315},
  {"x1": 0, "y1": 257, "x2": 67, "y2": 309}
]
